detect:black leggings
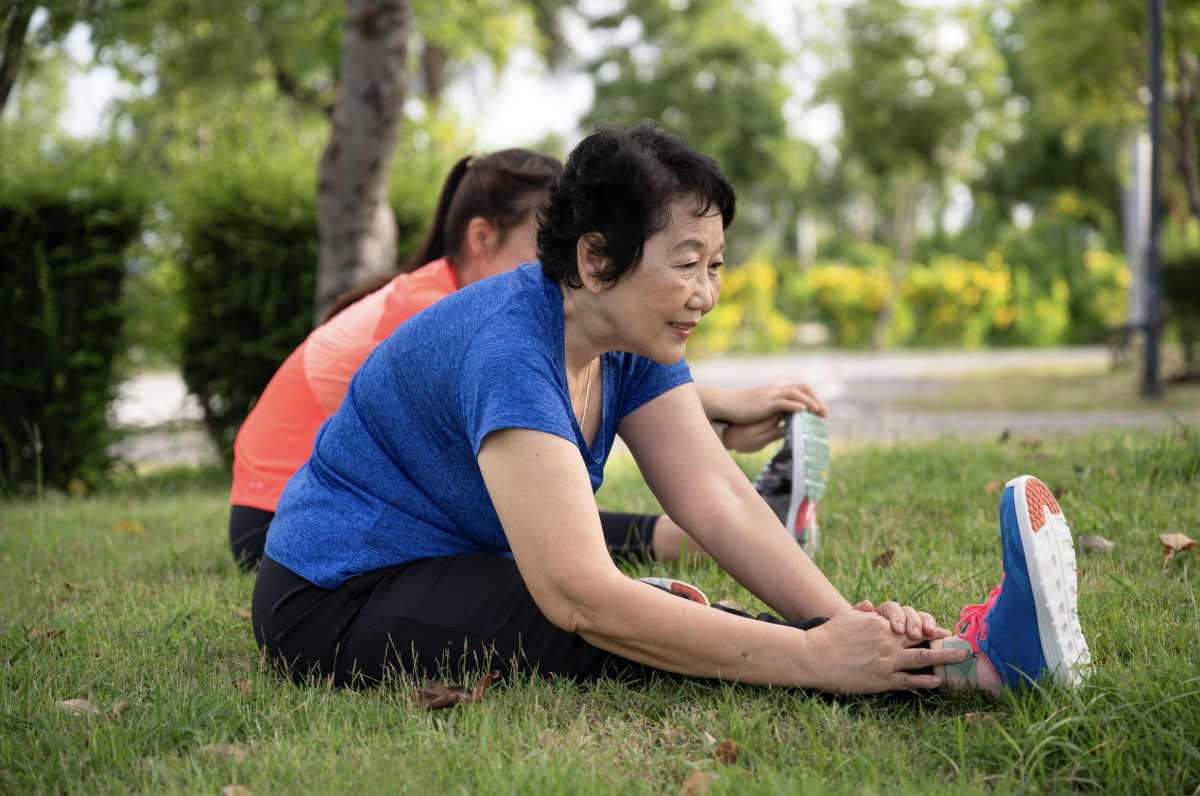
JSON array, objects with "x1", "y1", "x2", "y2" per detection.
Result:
[
  {"x1": 252, "y1": 553, "x2": 836, "y2": 687},
  {"x1": 229, "y1": 505, "x2": 663, "y2": 571}
]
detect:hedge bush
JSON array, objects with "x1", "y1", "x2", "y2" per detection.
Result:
[
  {"x1": 174, "y1": 149, "x2": 321, "y2": 462},
  {"x1": 1163, "y1": 226, "x2": 1200, "y2": 368},
  {"x1": 0, "y1": 147, "x2": 144, "y2": 493},
  {"x1": 173, "y1": 122, "x2": 454, "y2": 459}
]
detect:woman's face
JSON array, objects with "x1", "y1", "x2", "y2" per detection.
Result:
[{"x1": 594, "y1": 200, "x2": 725, "y2": 364}]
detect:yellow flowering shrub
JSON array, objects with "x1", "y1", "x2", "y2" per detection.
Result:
[
  {"x1": 691, "y1": 254, "x2": 796, "y2": 355},
  {"x1": 900, "y1": 256, "x2": 1012, "y2": 348}
]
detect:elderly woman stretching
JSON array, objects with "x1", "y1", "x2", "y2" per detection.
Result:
[{"x1": 252, "y1": 122, "x2": 1089, "y2": 695}]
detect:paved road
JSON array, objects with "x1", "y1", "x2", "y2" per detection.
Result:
[{"x1": 110, "y1": 347, "x2": 1196, "y2": 466}]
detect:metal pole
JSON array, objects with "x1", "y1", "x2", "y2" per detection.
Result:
[{"x1": 1142, "y1": 0, "x2": 1163, "y2": 398}]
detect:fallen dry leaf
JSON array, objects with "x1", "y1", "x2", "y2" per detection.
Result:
[
  {"x1": 201, "y1": 744, "x2": 248, "y2": 763},
  {"x1": 30, "y1": 628, "x2": 65, "y2": 640},
  {"x1": 1159, "y1": 533, "x2": 1197, "y2": 569},
  {"x1": 417, "y1": 670, "x2": 499, "y2": 711},
  {"x1": 57, "y1": 699, "x2": 100, "y2": 715},
  {"x1": 1079, "y1": 535, "x2": 1116, "y2": 555},
  {"x1": 872, "y1": 550, "x2": 895, "y2": 569},
  {"x1": 112, "y1": 701, "x2": 133, "y2": 717},
  {"x1": 233, "y1": 679, "x2": 252, "y2": 697},
  {"x1": 714, "y1": 740, "x2": 740, "y2": 766},
  {"x1": 998, "y1": 429, "x2": 1010, "y2": 443},
  {"x1": 221, "y1": 786, "x2": 253, "y2": 796},
  {"x1": 984, "y1": 481, "x2": 1003, "y2": 495},
  {"x1": 964, "y1": 713, "x2": 997, "y2": 726},
  {"x1": 233, "y1": 610, "x2": 252, "y2": 621},
  {"x1": 680, "y1": 772, "x2": 713, "y2": 795},
  {"x1": 108, "y1": 519, "x2": 144, "y2": 535}
]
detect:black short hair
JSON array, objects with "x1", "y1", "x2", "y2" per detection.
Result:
[{"x1": 535, "y1": 120, "x2": 737, "y2": 289}]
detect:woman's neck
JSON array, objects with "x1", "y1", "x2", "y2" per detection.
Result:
[{"x1": 561, "y1": 285, "x2": 612, "y2": 374}]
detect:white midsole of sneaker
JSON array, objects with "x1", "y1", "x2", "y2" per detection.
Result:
[
  {"x1": 1008, "y1": 475, "x2": 1091, "y2": 687},
  {"x1": 786, "y1": 416, "x2": 805, "y2": 537}
]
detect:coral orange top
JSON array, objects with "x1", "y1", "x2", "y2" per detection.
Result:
[{"x1": 230, "y1": 258, "x2": 458, "y2": 512}]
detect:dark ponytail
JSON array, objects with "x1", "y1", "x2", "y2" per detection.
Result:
[{"x1": 322, "y1": 148, "x2": 562, "y2": 324}]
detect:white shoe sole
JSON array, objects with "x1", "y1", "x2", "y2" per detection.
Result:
[
  {"x1": 1008, "y1": 475, "x2": 1091, "y2": 687},
  {"x1": 638, "y1": 577, "x2": 710, "y2": 606}
]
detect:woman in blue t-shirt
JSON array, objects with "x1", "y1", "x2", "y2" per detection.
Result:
[{"x1": 252, "y1": 121, "x2": 1089, "y2": 696}]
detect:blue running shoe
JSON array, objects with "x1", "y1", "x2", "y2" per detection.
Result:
[{"x1": 955, "y1": 475, "x2": 1090, "y2": 688}]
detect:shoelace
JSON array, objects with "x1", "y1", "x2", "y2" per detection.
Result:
[{"x1": 955, "y1": 582, "x2": 1003, "y2": 643}]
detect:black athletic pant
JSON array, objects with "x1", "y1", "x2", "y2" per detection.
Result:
[
  {"x1": 252, "y1": 553, "x2": 841, "y2": 688},
  {"x1": 229, "y1": 506, "x2": 663, "y2": 571}
]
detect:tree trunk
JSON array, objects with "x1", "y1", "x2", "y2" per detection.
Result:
[
  {"x1": 1168, "y1": 50, "x2": 1200, "y2": 219},
  {"x1": 314, "y1": 0, "x2": 411, "y2": 324},
  {"x1": 421, "y1": 42, "x2": 447, "y2": 104},
  {"x1": 0, "y1": 2, "x2": 36, "y2": 126},
  {"x1": 870, "y1": 177, "x2": 919, "y2": 351}
]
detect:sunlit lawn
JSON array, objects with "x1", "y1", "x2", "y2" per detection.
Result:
[{"x1": 2, "y1": 428, "x2": 1198, "y2": 794}]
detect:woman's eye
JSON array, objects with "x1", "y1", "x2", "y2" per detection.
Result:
[
  {"x1": 677, "y1": 262, "x2": 697, "y2": 270},
  {"x1": 710, "y1": 261, "x2": 723, "y2": 270}
]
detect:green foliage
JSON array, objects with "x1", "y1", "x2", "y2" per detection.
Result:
[
  {"x1": 173, "y1": 130, "x2": 321, "y2": 461},
  {"x1": 0, "y1": 141, "x2": 145, "y2": 493},
  {"x1": 584, "y1": 0, "x2": 812, "y2": 249},
  {"x1": 1163, "y1": 222, "x2": 1200, "y2": 366}
]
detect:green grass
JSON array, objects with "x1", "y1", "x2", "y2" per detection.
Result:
[
  {"x1": 892, "y1": 365, "x2": 1200, "y2": 412},
  {"x1": 2, "y1": 429, "x2": 1199, "y2": 794}
]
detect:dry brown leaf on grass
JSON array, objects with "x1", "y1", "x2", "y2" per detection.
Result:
[
  {"x1": 1159, "y1": 533, "x2": 1197, "y2": 569},
  {"x1": 714, "y1": 741, "x2": 740, "y2": 766},
  {"x1": 233, "y1": 679, "x2": 252, "y2": 697},
  {"x1": 221, "y1": 786, "x2": 253, "y2": 796},
  {"x1": 233, "y1": 610, "x2": 252, "y2": 621},
  {"x1": 680, "y1": 772, "x2": 713, "y2": 795},
  {"x1": 964, "y1": 713, "x2": 996, "y2": 726},
  {"x1": 1079, "y1": 535, "x2": 1116, "y2": 554},
  {"x1": 417, "y1": 670, "x2": 500, "y2": 711},
  {"x1": 57, "y1": 699, "x2": 100, "y2": 715},
  {"x1": 202, "y1": 744, "x2": 249, "y2": 763},
  {"x1": 108, "y1": 519, "x2": 144, "y2": 535},
  {"x1": 985, "y1": 481, "x2": 1003, "y2": 495},
  {"x1": 872, "y1": 550, "x2": 895, "y2": 569}
]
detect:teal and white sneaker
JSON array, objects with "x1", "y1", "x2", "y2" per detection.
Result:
[{"x1": 753, "y1": 412, "x2": 830, "y2": 555}]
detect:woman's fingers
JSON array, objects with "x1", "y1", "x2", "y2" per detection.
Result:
[
  {"x1": 854, "y1": 600, "x2": 875, "y2": 612},
  {"x1": 889, "y1": 671, "x2": 945, "y2": 691},
  {"x1": 903, "y1": 605, "x2": 925, "y2": 640},
  {"x1": 876, "y1": 601, "x2": 907, "y2": 634},
  {"x1": 918, "y1": 611, "x2": 942, "y2": 639},
  {"x1": 899, "y1": 643, "x2": 968, "y2": 672}
]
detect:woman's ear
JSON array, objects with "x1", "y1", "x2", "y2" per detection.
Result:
[
  {"x1": 574, "y1": 233, "x2": 609, "y2": 292},
  {"x1": 466, "y1": 217, "x2": 499, "y2": 260}
]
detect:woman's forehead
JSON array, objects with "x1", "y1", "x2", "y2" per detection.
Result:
[{"x1": 655, "y1": 205, "x2": 725, "y2": 253}]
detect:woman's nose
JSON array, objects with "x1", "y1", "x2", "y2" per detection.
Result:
[{"x1": 686, "y1": 270, "x2": 716, "y2": 312}]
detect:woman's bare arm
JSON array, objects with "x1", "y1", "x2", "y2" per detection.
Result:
[
  {"x1": 622, "y1": 383, "x2": 848, "y2": 622},
  {"x1": 477, "y1": 426, "x2": 962, "y2": 690}
]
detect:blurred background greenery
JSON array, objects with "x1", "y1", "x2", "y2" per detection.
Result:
[{"x1": 2, "y1": 0, "x2": 1199, "y2": 491}]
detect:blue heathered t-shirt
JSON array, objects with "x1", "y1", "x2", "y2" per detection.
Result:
[{"x1": 264, "y1": 263, "x2": 694, "y2": 589}]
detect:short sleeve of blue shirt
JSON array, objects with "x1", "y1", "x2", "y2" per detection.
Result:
[{"x1": 457, "y1": 323, "x2": 576, "y2": 457}]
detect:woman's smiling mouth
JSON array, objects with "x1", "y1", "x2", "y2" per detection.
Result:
[{"x1": 667, "y1": 321, "x2": 696, "y2": 339}]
